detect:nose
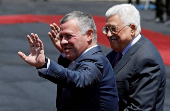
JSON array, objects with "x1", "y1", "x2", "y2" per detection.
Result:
[{"x1": 106, "y1": 30, "x2": 113, "y2": 38}]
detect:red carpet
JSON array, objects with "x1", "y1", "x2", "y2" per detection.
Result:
[{"x1": 1, "y1": 14, "x2": 169, "y2": 66}]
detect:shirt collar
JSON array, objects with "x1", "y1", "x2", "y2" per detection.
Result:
[
  {"x1": 72, "y1": 45, "x2": 98, "y2": 63},
  {"x1": 122, "y1": 34, "x2": 141, "y2": 56}
]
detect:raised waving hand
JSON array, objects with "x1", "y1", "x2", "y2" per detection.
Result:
[
  {"x1": 18, "y1": 33, "x2": 45, "y2": 67},
  {"x1": 48, "y1": 23, "x2": 63, "y2": 53}
]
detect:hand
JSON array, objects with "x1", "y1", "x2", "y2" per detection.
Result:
[
  {"x1": 18, "y1": 33, "x2": 46, "y2": 67},
  {"x1": 48, "y1": 23, "x2": 63, "y2": 53}
]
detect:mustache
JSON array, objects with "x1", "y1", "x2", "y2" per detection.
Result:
[{"x1": 108, "y1": 36, "x2": 118, "y2": 41}]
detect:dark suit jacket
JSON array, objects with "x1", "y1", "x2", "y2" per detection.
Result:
[
  {"x1": 106, "y1": 35, "x2": 166, "y2": 111},
  {"x1": 39, "y1": 46, "x2": 119, "y2": 111}
]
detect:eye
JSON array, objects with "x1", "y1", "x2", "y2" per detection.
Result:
[
  {"x1": 66, "y1": 34, "x2": 73, "y2": 39},
  {"x1": 105, "y1": 27, "x2": 109, "y2": 33},
  {"x1": 106, "y1": 27, "x2": 109, "y2": 31},
  {"x1": 59, "y1": 34, "x2": 72, "y2": 40},
  {"x1": 59, "y1": 35, "x2": 63, "y2": 40},
  {"x1": 110, "y1": 26, "x2": 117, "y2": 32}
]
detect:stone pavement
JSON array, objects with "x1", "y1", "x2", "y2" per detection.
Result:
[{"x1": 0, "y1": 0, "x2": 169, "y2": 111}]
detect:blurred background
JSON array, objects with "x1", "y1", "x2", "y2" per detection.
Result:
[{"x1": 0, "y1": 0, "x2": 169, "y2": 111}]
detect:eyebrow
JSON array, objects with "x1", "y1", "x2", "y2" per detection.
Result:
[{"x1": 105, "y1": 25, "x2": 117, "y2": 27}]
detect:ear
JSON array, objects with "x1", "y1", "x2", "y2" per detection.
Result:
[
  {"x1": 86, "y1": 29, "x2": 94, "y2": 42},
  {"x1": 130, "y1": 24, "x2": 136, "y2": 36}
]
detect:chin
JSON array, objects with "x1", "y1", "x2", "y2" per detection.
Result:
[
  {"x1": 111, "y1": 47, "x2": 118, "y2": 52},
  {"x1": 110, "y1": 45, "x2": 115, "y2": 49},
  {"x1": 65, "y1": 55, "x2": 73, "y2": 61},
  {"x1": 65, "y1": 54, "x2": 70, "y2": 59}
]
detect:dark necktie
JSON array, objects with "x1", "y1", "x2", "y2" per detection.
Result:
[{"x1": 113, "y1": 53, "x2": 122, "y2": 68}]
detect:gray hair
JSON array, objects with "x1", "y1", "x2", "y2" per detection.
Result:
[
  {"x1": 60, "y1": 11, "x2": 97, "y2": 42},
  {"x1": 105, "y1": 4, "x2": 141, "y2": 33}
]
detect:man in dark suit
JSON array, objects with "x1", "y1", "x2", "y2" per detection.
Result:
[
  {"x1": 18, "y1": 11, "x2": 118, "y2": 111},
  {"x1": 103, "y1": 4, "x2": 166, "y2": 111},
  {"x1": 155, "y1": 0, "x2": 164, "y2": 23},
  {"x1": 155, "y1": 0, "x2": 170, "y2": 25}
]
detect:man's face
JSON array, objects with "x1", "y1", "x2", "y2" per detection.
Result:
[
  {"x1": 105, "y1": 15, "x2": 133, "y2": 52},
  {"x1": 60, "y1": 19, "x2": 89, "y2": 61}
]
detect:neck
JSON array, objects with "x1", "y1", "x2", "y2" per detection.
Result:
[{"x1": 87, "y1": 41, "x2": 97, "y2": 49}]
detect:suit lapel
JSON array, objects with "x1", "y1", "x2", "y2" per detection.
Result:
[
  {"x1": 114, "y1": 52, "x2": 131, "y2": 74},
  {"x1": 114, "y1": 35, "x2": 146, "y2": 74}
]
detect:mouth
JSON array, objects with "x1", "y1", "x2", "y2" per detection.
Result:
[{"x1": 63, "y1": 47, "x2": 71, "y2": 53}]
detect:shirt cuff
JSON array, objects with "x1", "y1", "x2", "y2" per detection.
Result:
[{"x1": 37, "y1": 57, "x2": 50, "y2": 74}]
